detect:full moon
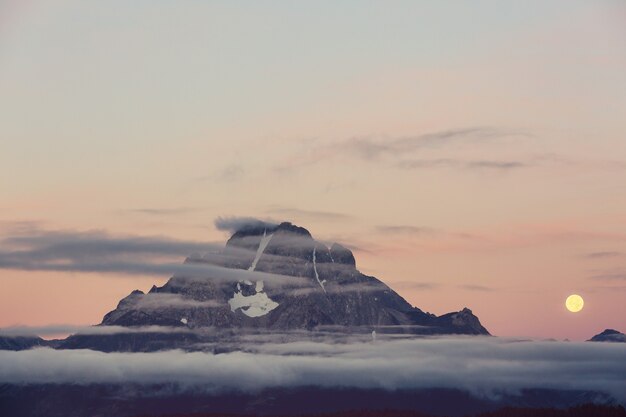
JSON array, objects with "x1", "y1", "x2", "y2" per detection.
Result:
[{"x1": 565, "y1": 294, "x2": 584, "y2": 313}]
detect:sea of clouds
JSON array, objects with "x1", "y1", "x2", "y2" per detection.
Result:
[{"x1": 0, "y1": 336, "x2": 624, "y2": 402}]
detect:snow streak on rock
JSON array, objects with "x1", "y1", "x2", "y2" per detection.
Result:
[
  {"x1": 248, "y1": 231, "x2": 273, "y2": 272},
  {"x1": 229, "y1": 232, "x2": 279, "y2": 317},
  {"x1": 313, "y1": 247, "x2": 326, "y2": 293}
]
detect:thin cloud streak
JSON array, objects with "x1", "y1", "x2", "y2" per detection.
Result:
[
  {"x1": 343, "y1": 127, "x2": 529, "y2": 160},
  {"x1": 397, "y1": 159, "x2": 528, "y2": 171},
  {"x1": 191, "y1": 164, "x2": 246, "y2": 184},
  {"x1": 0, "y1": 257, "x2": 310, "y2": 286},
  {"x1": 0, "y1": 226, "x2": 310, "y2": 286},
  {"x1": 131, "y1": 293, "x2": 221, "y2": 310},
  {"x1": 590, "y1": 273, "x2": 626, "y2": 281},
  {"x1": 215, "y1": 164, "x2": 245, "y2": 182},
  {"x1": 274, "y1": 127, "x2": 529, "y2": 172},
  {"x1": 388, "y1": 281, "x2": 440, "y2": 291},
  {"x1": 123, "y1": 207, "x2": 202, "y2": 216},
  {"x1": 459, "y1": 284, "x2": 494, "y2": 292},
  {"x1": 585, "y1": 251, "x2": 624, "y2": 259},
  {"x1": 265, "y1": 207, "x2": 354, "y2": 222},
  {"x1": 365, "y1": 223, "x2": 626, "y2": 256},
  {"x1": 213, "y1": 216, "x2": 278, "y2": 233},
  {"x1": 0, "y1": 229, "x2": 219, "y2": 259},
  {"x1": 375, "y1": 225, "x2": 439, "y2": 236},
  {"x1": 0, "y1": 325, "x2": 193, "y2": 337}
]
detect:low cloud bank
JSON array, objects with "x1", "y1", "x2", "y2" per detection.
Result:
[
  {"x1": 214, "y1": 217, "x2": 278, "y2": 233},
  {"x1": 132, "y1": 293, "x2": 221, "y2": 310},
  {"x1": 0, "y1": 337, "x2": 624, "y2": 402}
]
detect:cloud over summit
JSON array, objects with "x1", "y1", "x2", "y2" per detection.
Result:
[{"x1": 214, "y1": 217, "x2": 278, "y2": 233}]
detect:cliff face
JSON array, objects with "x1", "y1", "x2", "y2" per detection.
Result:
[{"x1": 100, "y1": 222, "x2": 489, "y2": 336}]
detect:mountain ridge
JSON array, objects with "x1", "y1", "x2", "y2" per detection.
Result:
[
  {"x1": 98, "y1": 221, "x2": 489, "y2": 336},
  {"x1": 589, "y1": 329, "x2": 625, "y2": 343}
]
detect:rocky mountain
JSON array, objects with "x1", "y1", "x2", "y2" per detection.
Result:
[
  {"x1": 0, "y1": 335, "x2": 46, "y2": 351},
  {"x1": 98, "y1": 222, "x2": 489, "y2": 337},
  {"x1": 588, "y1": 329, "x2": 625, "y2": 343}
]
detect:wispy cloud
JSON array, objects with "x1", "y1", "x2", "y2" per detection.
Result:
[
  {"x1": 265, "y1": 207, "x2": 353, "y2": 222},
  {"x1": 0, "y1": 253, "x2": 309, "y2": 287},
  {"x1": 342, "y1": 127, "x2": 529, "y2": 160},
  {"x1": 286, "y1": 281, "x2": 395, "y2": 297},
  {"x1": 458, "y1": 284, "x2": 494, "y2": 292},
  {"x1": 590, "y1": 272, "x2": 626, "y2": 281},
  {"x1": 122, "y1": 207, "x2": 201, "y2": 216},
  {"x1": 0, "y1": 228, "x2": 218, "y2": 272},
  {"x1": 387, "y1": 281, "x2": 440, "y2": 291},
  {"x1": 213, "y1": 216, "x2": 278, "y2": 233},
  {"x1": 584, "y1": 251, "x2": 624, "y2": 259},
  {"x1": 0, "y1": 228, "x2": 215, "y2": 258},
  {"x1": 373, "y1": 223, "x2": 626, "y2": 255},
  {"x1": 397, "y1": 159, "x2": 528, "y2": 172},
  {"x1": 583, "y1": 285, "x2": 626, "y2": 293},
  {"x1": 274, "y1": 127, "x2": 529, "y2": 172},
  {"x1": 0, "y1": 225, "x2": 309, "y2": 286},
  {"x1": 131, "y1": 293, "x2": 221, "y2": 310},
  {"x1": 192, "y1": 164, "x2": 246, "y2": 183},
  {"x1": 214, "y1": 164, "x2": 245, "y2": 182},
  {"x1": 0, "y1": 220, "x2": 46, "y2": 234},
  {"x1": 0, "y1": 324, "x2": 193, "y2": 337},
  {"x1": 375, "y1": 225, "x2": 439, "y2": 236}
]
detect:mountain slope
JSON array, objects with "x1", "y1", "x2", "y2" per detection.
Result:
[
  {"x1": 589, "y1": 329, "x2": 626, "y2": 343},
  {"x1": 99, "y1": 222, "x2": 489, "y2": 336},
  {"x1": 0, "y1": 336, "x2": 46, "y2": 351}
]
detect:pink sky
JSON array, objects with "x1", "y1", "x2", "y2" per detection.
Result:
[{"x1": 0, "y1": 0, "x2": 625, "y2": 340}]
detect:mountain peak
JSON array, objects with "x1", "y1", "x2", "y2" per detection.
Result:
[
  {"x1": 275, "y1": 221, "x2": 312, "y2": 236},
  {"x1": 93, "y1": 219, "x2": 490, "y2": 345},
  {"x1": 598, "y1": 329, "x2": 621, "y2": 335},
  {"x1": 226, "y1": 221, "x2": 312, "y2": 246},
  {"x1": 589, "y1": 329, "x2": 625, "y2": 343},
  {"x1": 330, "y1": 243, "x2": 356, "y2": 267}
]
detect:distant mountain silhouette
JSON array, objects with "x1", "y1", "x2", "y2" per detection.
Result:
[
  {"x1": 100, "y1": 221, "x2": 488, "y2": 335},
  {"x1": 589, "y1": 329, "x2": 625, "y2": 343}
]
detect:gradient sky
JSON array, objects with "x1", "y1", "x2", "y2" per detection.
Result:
[{"x1": 1, "y1": 0, "x2": 625, "y2": 341}]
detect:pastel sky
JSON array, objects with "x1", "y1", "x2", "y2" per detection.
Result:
[{"x1": 1, "y1": 0, "x2": 625, "y2": 341}]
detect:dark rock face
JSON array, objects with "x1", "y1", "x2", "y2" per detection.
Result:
[
  {"x1": 589, "y1": 329, "x2": 626, "y2": 343},
  {"x1": 59, "y1": 332, "x2": 203, "y2": 352},
  {"x1": 99, "y1": 222, "x2": 490, "y2": 336},
  {"x1": 330, "y1": 243, "x2": 356, "y2": 267},
  {"x1": 0, "y1": 336, "x2": 46, "y2": 351}
]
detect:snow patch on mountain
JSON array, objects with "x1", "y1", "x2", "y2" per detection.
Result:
[
  {"x1": 228, "y1": 289, "x2": 279, "y2": 317},
  {"x1": 248, "y1": 231, "x2": 273, "y2": 272},
  {"x1": 226, "y1": 231, "x2": 279, "y2": 317},
  {"x1": 313, "y1": 247, "x2": 326, "y2": 293},
  {"x1": 98, "y1": 220, "x2": 490, "y2": 335}
]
